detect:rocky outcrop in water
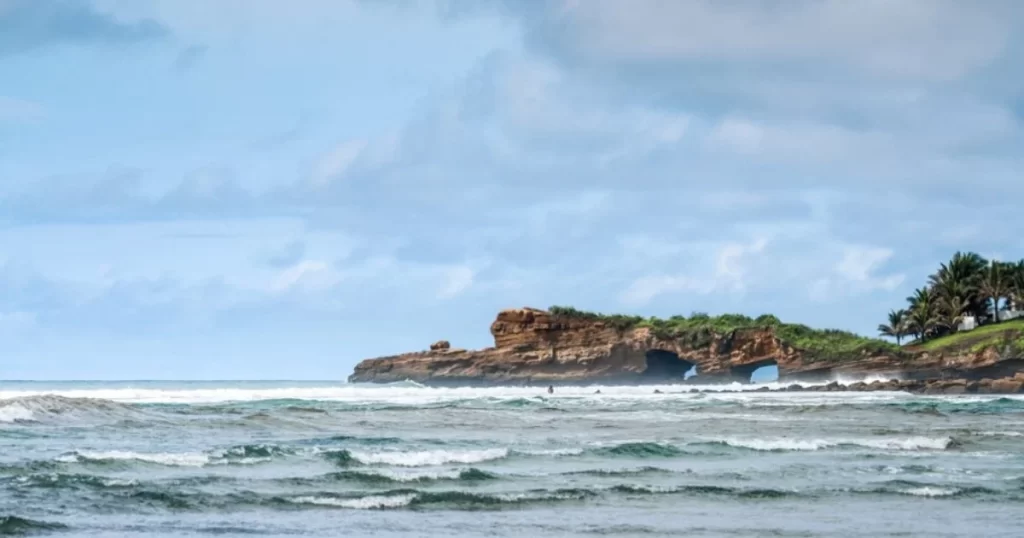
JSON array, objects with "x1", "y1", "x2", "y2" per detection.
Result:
[{"x1": 347, "y1": 307, "x2": 1024, "y2": 386}]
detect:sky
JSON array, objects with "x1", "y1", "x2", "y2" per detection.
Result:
[{"x1": 1, "y1": 0, "x2": 1023, "y2": 380}]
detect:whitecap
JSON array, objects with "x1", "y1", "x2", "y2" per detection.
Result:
[
  {"x1": 56, "y1": 450, "x2": 211, "y2": 467},
  {"x1": 0, "y1": 403, "x2": 34, "y2": 423},
  {"x1": 901, "y1": 486, "x2": 959, "y2": 497},
  {"x1": 363, "y1": 468, "x2": 464, "y2": 481},
  {"x1": 516, "y1": 448, "x2": 584, "y2": 457},
  {"x1": 291, "y1": 494, "x2": 414, "y2": 509},
  {"x1": 712, "y1": 436, "x2": 952, "y2": 452},
  {"x1": 348, "y1": 448, "x2": 508, "y2": 467}
]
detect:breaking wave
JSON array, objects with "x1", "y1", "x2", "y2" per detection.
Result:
[
  {"x1": 696, "y1": 436, "x2": 956, "y2": 452},
  {"x1": 322, "y1": 448, "x2": 509, "y2": 467},
  {"x1": 0, "y1": 515, "x2": 67, "y2": 535},
  {"x1": 287, "y1": 488, "x2": 597, "y2": 510},
  {"x1": 54, "y1": 443, "x2": 298, "y2": 468},
  {"x1": 595, "y1": 442, "x2": 685, "y2": 458},
  {"x1": 324, "y1": 468, "x2": 498, "y2": 484},
  {"x1": 0, "y1": 395, "x2": 139, "y2": 424}
]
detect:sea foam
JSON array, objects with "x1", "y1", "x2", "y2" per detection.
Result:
[
  {"x1": 346, "y1": 448, "x2": 509, "y2": 467},
  {"x1": 56, "y1": 450, "x2": 212, "y2": 467},
  {"x1": 291, "y1": 494, "x2": 415, "y2": 509},
  {"x1": 710, "y1": 436, "x2": 953, "y2": 452}
]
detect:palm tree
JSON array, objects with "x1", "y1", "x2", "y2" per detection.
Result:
[
  {"x1": 878, "y1": 308, "x2": 907, "y2": 345},
  {"x1": 906, "y1": 288, "x2": 937, "y2": 342},
  {"x1": 936, "y1": 294, "x2": 971, "y2": 332},
  {"x1": 979, "y1": 261, "x2": 1009, "y2": 323},
  {"x1": 929, "y1": 251, "x2": 987, "y2": 320},
  {"x1": 1010, "y1": 260, "x2": 1024, "y2": 312}
]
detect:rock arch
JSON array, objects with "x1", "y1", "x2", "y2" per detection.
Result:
[
  {"x1": 643, "y1": 349, "x2": 695, "y2": 380},
  {"x1": 731, "y1": 358, "x2": 779, "y2": 383}
]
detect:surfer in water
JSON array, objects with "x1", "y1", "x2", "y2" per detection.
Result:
[{"x1": 547, "y1": 385, "x2": 554, "y2": 394}]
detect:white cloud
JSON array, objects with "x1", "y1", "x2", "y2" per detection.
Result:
[
  {"x1": 436, "y1": 265, "x2": 475, "y2": 299},
  {"x1": 619, "y1": 238, "x2": 769, "y2": 305},
  {"x1": 620, "y1": 275, "x2": 710, "y2": 306},
  {"x1": 270, "y1": 260, "x2": 342, "y2": 293},
  {"x1": 809, "y1": 245, "x2": 905, "y2": 301},
  {"x1": 559, "y1": 0, "x2": 1013, "y2": 81},
  {"x1": 310, "y1": 140, "x2": 368, "y2": 186},
  {"x1": 835, "y1": 245, "x2": 895, "y2": 283}
]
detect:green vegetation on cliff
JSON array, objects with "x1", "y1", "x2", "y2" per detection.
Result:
[
  {"x1": 547, "y1": 305, "x2": 900, "y2": 361},
  {"x1": 879, "y1": 252, "x2": 1024, "y2": 345},
  {"x1": 914, "y1": 318, "x2": 1024, "y2": 355}
]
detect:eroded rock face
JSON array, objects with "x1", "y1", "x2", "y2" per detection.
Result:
[{"x1": 347, "y1": 307, "x2": 1024, "y2": 386}]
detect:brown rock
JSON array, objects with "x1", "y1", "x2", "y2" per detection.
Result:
[
  {"x1": 347, "y1": 306, "x2": 1024, "y2": 386},
  {"x1": 990, "y1": 379, "x2": 1024, "y2": 394}
]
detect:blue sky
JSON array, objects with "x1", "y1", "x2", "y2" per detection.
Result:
[{"x1": 1, "y1": 0, "x2": 1022, "y2": 380}]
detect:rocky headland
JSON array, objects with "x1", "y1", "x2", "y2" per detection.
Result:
[{"x1": 348, "y1": 307, "x2": 1024, "y2": 393}]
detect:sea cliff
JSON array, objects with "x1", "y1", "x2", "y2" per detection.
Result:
[{"x1": 348, "y1": 307, "x2": 1024, "y2": 390}]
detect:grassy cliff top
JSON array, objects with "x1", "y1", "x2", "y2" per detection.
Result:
[
  {"x1": 912, "y1": 318, "x2": 1024, "y2": 355},
  {"x1": 547, "y1": 306, "x2": 902, "y2": 361}
]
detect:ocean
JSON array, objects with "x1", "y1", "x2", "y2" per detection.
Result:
[{"x1": 1, "y1": 380, "x2": 1023, "y2": 537}]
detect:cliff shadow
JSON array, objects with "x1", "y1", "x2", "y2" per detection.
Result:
[
  {"x1": 732, "y1": 359, "x2": 779, "y2": 383},
  {"x1": 643, "y1": 349, "x2": 696, "y2": 381}
]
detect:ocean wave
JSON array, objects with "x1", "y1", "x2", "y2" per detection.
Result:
[
  {"x1": 594, "y1": 442, "x2": 684, "y2": 458},
  {"x1": 290, "y1": 494, "x2": 417, "y2": 509},
  {"x1": 0, "y1": 395, "x2": 139, "y2": 424},
  {"x1": 610, "y1": 484, "x2": 797, "y2": 499},
  {"x1": 515, "y1": 448, "x2": 585, "y2": 457},
  {"x1": 322, "y1": 448, "x2": 509, "y2": 467},
  {"x1": 287, "y1": 488, "x2": 597, "y2": 510},
  {"x1": 0, "y1": 382, "x2": 985, "y2": 406},
  {"x1": 56, "y1": 450, "x2": 212, "y2": 467},
  {"x1": 862, "y1": 480, "x2": 999, "y2": 499},
  {"x1": 215, "y1": 443, "x2": 295, "y2": 463},
  {"x1": 900, "y1": 486, "x2": 961, "y2": 497},
  {"x1": 700, "y1": 436, "x2": 955, "y2": 452},
  {"x1": 324, "y1": 468, "x2": 497, "y2": 484},
  {"x1": 565, "y1": 466, "x2": 674, "y2": 477},
  {"x1": 0, "y1": 515, "x2": 67, "y2": 535},
  {"x1": 976, "y1": 431, "x2": 1024, "y2": 438},
  {"x1": 54, "y1": 443, "x2": 304, "y2": 468},
  {"x1": 13, "y1": 472, "x2": 137, "y2": 490}
]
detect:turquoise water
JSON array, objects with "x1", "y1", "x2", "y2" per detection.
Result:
[{"x1": 2, "y1": 380, "x2": 1024, "y2": 537}]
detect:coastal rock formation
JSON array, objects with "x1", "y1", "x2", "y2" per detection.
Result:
[{"x1": 348, "y1": 307, "x2": 1024, "y2": 386}]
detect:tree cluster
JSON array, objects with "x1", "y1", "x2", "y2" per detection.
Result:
[{"x1": 878, "y1": 252, "x2": 1024, "y2": 345}]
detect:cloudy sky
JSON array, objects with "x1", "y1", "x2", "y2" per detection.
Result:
[{"x1": 1, "y1": 0, "x2": 1022, "y2": 379}]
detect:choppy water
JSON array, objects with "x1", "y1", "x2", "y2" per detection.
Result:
[{"x1": 2, "y1": 381, "x2": 1024, "y2": 537}]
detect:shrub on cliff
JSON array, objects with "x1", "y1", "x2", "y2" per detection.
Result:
[{"x1": 547, "y1": 305, "x2": 898, "y2": 361}]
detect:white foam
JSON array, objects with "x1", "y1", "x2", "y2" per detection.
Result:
[
  {"x1": 348, "y1": 448, "x2": 508, "y2": 467},
  {"x1": 714, "y1": 436, "x2": 951, "y2": 452},
  {"x1": 292, "y1": 494, "x2": 414, "y2": 509},
  {"x1": 364, "y1": 468, "x2": 464, "y2": 481},
  {"x1": 977, "y1": 431, "x2": 1024, "y2": 437},
  {"x1": 517, "y1": 448, "x2": 584, "y2": 456},
  {"x1": 0, "y1": 382, "x2": 924, "y2": 405},
  {"x1": 0, "y1": 403, "x2": 34, "y2": 423},
  {"x1": 56, "y1": 450, "x2": 211, "y2": 467},
  {"x1": 901, "y1": 486, "x2": 959, "y2": 497}
]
